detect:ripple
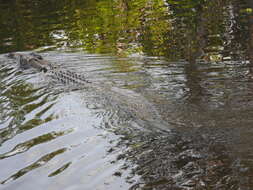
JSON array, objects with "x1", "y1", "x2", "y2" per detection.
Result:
[
  {"x1": 0, "y1": 129, "x2": 73, "y2": 160},
  {"x1": 1, "y1": 148, "x2": 68, "y2": 185},
  {"x1": 1, "y1": 51, "x2": 253, "y2": 189},
  {"x1": 48, "y1": 161, "x2": 72, "y2": 177}
]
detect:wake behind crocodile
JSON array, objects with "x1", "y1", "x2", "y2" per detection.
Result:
[{"x1": 6, "y1": 52, "x2": 171, "y2": 133}]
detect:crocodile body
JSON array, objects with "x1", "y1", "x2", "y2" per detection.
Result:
[{"x1": 7, "y1": 52, "x2": 171, "y2": 133}]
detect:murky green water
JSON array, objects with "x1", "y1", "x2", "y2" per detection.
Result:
[{"x1": 1, "y1": 0, "x2": 253, "y2": 189}]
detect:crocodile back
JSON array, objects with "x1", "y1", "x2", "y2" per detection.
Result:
[{"x1": 48, "y1": 69, "x2": 90, "y2": 86}]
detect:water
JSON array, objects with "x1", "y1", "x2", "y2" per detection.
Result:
[{"x1": 1, "y1": 0, "x2": 253, "y2": 189}]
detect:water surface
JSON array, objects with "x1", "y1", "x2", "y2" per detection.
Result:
[{"x1": 1, "y1": 0, "x2": 253, "y2": 189}]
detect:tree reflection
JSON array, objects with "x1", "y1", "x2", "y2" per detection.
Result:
[
  {"x1": 0, "y1": 0, "x2": 251, "y2": 63},
  {"x1": 247, "y1": 0, "x2": 253, "y2": 73}
]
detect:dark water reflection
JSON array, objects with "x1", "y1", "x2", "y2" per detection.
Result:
[
  {"x1": 0, "y1": 0, "x2": 252, "y2": 62},
  {"x1": 0, "y1": 0, "x2": 253, "y2": 189}
]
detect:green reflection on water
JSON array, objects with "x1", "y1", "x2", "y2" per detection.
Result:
[
  {"x1": 0, "y1": 0, "x2": 252, "y2": 62},
  {"x1": 1, "y1": 148, "x2": 68, "y2": 185}
]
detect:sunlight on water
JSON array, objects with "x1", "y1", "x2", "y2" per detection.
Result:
[
  {"x1": 1, "y1": 0, "x2": 253, "y2": 189},
  {"x1": 0, "y1": 54, "x2": 137, "y2": 189},
  {"x1": 0, "y1": 52, "x2": 253, "y2": 189}
]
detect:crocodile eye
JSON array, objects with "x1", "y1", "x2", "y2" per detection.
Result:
[
  {"x1": 41, "y1": 67, "x2": 48, "y2": 73},
  {"x1": 30, "y1": 52, "x2": 43, "y2": 60}
]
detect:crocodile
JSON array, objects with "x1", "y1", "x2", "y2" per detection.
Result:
[
  {"x1": 7, "y1": 52, "x2": 171, "y2": 133},
  {"x1": 7, "y1": 52, "x2": 90, "y2": 85}
]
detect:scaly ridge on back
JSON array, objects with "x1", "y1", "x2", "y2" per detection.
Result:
[{"x1": 7, "y1": 52, "x2": 90, "y2": 85}]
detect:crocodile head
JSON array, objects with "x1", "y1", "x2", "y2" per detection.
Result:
[
  {"x1": 7, "y1": 52, "x2": 21, "y2": 59},
  {"x1": 7, "y1": 52, "x2": 49, "y2": 72},
  {"x1": 18, "y1": 54, "x2": 32, "y2": 70},
  {"x1": 6, "y1": 53, "x2": 30, "y2": 69}
]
